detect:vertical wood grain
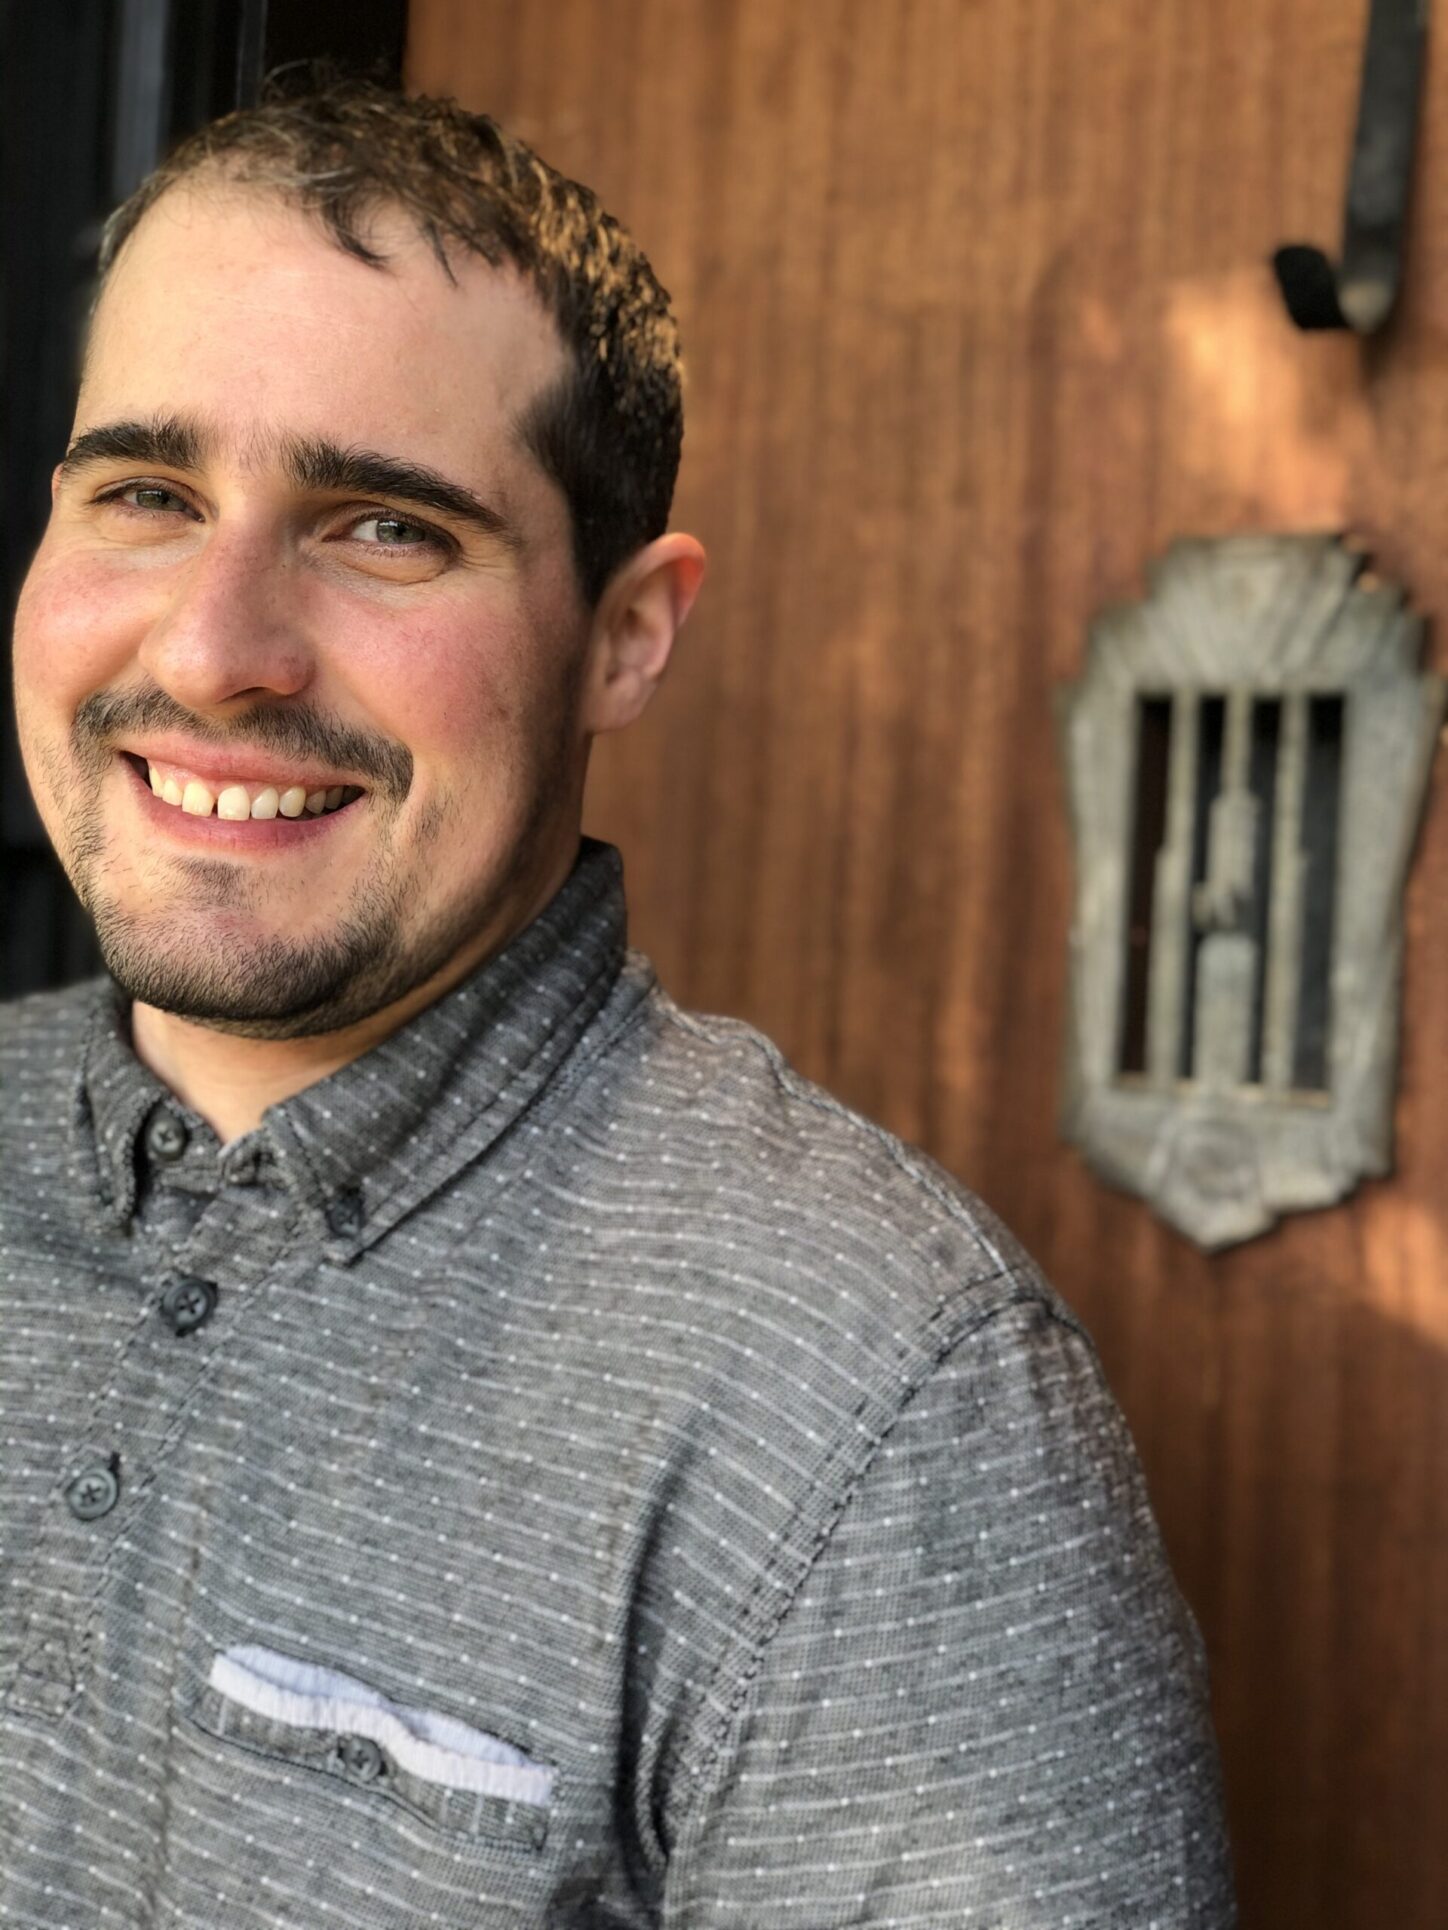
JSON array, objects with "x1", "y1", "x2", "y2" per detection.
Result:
[{"x1": 408, "y1": 5, "x2": 1448, "y2": 1924}]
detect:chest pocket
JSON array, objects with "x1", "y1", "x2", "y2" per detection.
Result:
[{"x1": 168, "y1": 1645, "x2": 564, "y2": 1927}]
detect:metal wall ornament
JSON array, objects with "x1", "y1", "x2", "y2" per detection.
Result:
[{"x1": 1058, "y1": 535, "x2": 1444, "y2": 1250}]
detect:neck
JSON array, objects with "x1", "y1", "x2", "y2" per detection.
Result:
[
  {"x1": 130, "y1": 842, "x2": 581, "y2": 1144},
  {"x1": 132, "y1": 999, "x2": 411, "y2": 1145}
]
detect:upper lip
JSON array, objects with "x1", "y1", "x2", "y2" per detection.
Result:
[{"x1": 115, "y1": 736, "x2": 367, "y2": 793}]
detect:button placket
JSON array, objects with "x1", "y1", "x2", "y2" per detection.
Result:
[
  {"x1": 7, "y1": 1446, "x2": 128, "y2": 1718},
  {"x1": 6, "y1": 1184, "x2": 292, "y2": 1721}
]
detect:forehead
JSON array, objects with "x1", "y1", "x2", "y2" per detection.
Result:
[{"x1": 83, "y1": 181, "x2": 567, "y2": 480}]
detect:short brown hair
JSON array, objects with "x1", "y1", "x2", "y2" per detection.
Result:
[{"x1": 95, "y1": 69, "x2": 684, "y2": 606}]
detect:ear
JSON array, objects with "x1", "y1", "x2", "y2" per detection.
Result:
[{"x1": 579, "y1": 532, "x2": 706, "y2": 736}]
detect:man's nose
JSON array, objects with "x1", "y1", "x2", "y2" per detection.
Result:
[{"x1": 135, "y1": 530, "x2": 313, "y2": 712}]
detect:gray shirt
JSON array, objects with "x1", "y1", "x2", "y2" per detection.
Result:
[{"x1": 0, "y1": 838, "x2": 1234, "y2": 1927}]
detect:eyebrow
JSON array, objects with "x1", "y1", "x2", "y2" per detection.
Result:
[{"x1": 58, "y1": 413, "x2": 520, "y2": 548}]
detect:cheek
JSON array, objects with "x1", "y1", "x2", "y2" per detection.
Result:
[
  {"x1": 13, "y1": 547, "x2": 147, "y2": 709},
  {"x1": 345, "y1": 609, "x2": 562, "y2": 786}
]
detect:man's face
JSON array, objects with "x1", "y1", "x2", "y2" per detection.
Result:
[{"x1": 12, "y1": 180, "x2": 595, "y2": 1037}]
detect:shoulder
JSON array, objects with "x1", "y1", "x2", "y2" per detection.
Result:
[
  {"x1": 620, "y1": 977, "x2": 1078, "y2": 1323},
  {"x1": 0, "y1": 977, "x2": 109, "y2": 1097},
  {"x1": 0, "y1": 979, "x2": 110, "y2": 1220},
  {"x1": 667, "y1": 1282, "x2": 1231, "y2": 1923}
]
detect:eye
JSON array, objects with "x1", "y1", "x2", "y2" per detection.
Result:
[
  {"x1": 345, "y1": 512, "x2": 450, "y2": 554},
  {"x1": 96, "y1": 481, "x2": 197, "y2": 519}
]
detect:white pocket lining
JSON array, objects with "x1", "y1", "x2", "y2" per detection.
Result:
[{"x1": 208, "y1": 1645, "x2": 554, "y2": 1809}]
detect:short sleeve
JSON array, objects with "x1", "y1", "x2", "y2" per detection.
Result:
[{"x1": 662, "y1": 1294, "x2": 1236, "y2": 1928}]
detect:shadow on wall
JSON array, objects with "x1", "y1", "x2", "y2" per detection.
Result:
[{"x1": 1211, "y1": 1270, "x2": 1448, "y2": 1930}]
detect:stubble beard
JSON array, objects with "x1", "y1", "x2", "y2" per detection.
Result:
[
  {"x1": 71, "y1": 792, "x2": 484, "y2": 1041},
  {"x1": 57, "y1": 726, "x2": 580, "y2": 1044},
  {"x1": 38, "y1": 652, "x2": 587, "y2": 1040}
]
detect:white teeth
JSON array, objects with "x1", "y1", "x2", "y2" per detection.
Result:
[{"x1": 143, "y1": 761, "x2": 360, "y2": 820}]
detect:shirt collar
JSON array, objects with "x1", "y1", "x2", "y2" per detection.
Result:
[{"x1": 78, "y1": 838, "x2": 643, "y2": 1254}]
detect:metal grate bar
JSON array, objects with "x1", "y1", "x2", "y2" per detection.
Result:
[
  {"x1": 1190, "y1": 690, "x2": 1257, "y2": 1088},
  {"x1": 1146, "y1": 689, "x2": 1199, "y2": 1085},
  {"x1": 1261, "y1": 691, "x2": 1309, "y2": 1089}
]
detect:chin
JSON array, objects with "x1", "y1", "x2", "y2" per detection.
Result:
[
  {"x1": 98, "y1": 935, "x2": 370, "y2": 1036},
  {"x1": 89, "y1": 882, "x2": 412, "y2": 1036},
  {"x1": 92, "y1": 862, "x2": 515, "y2": 1041}
]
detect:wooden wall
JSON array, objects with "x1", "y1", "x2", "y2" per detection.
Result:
[{"x1": 408, "y1": 5, "x2": 1448, "y2": 1925}]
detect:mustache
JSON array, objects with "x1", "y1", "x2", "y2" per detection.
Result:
[{"x1": 71, "y1": 685, "x2": 413, "y2": 804}]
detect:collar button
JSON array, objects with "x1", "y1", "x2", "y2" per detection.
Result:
[
  {"x1": 223, "y1": 1148, "x2": 260, "y2": 1187},
  {"x1": 326, "y1": 1188, "x2": 365, "y2": 1238},
  {"x1": 145, "y1": 1110, "x2": 189, "y2": 1163}
]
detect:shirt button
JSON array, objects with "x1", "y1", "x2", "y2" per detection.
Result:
[
  {"x1": 326, "y1": 1188, "x2": 365, "y2": 1238},
  {"x1": 145, "y1": 1110, "x2": 189, "y2": 1163},
  {"x1": 335, "y1": 1734, "x2": 386, "y2": 1782},
  {"x1": 66, "y1": 1460, "x2": 120, "y2": 1522},
  {"x1": 160, "y1": 1275, "x2": 219, "y2": 1336}
]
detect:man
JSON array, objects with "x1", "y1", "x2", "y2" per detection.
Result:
[{"x1": 0, "y1": 75, "x2": 1234, "y2": 1928}]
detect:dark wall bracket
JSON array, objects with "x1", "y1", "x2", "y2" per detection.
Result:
[{"x1": 1273, "y1": 0, "x2": 1429, "y2": 333}]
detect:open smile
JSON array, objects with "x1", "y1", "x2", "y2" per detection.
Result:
[{"x1": 117, "y1": 751, "x2": 369, "y2": 852}]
